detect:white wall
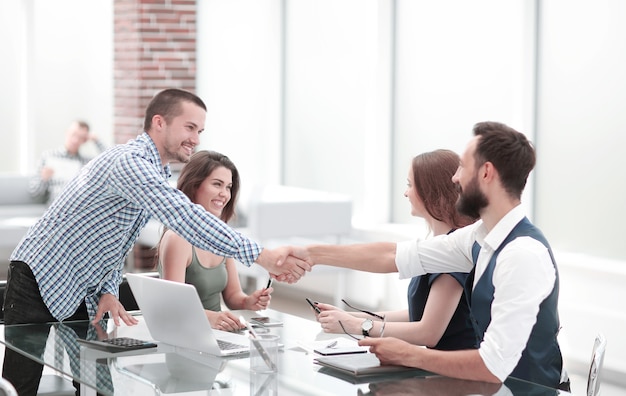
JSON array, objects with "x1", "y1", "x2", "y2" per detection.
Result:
[
  {"x1": 283, "y1": 0, "x2": 391, "y2": 225},
  {"x1": 536, "y1": 0, "x2": 626, "y2": 260},
  {"x1": 392, "y1": 0, "x2": 535, "y2": 222},
  {"x1": 535, "y1": 1, "x2": 626, "y2": 383},
  {"x1": 0, "y1": 1, "x2": 27, "y2": 173},
  {"x1": 0, "y1": 0, "x2": 113, "y2": 174},
  {"x1": 556, "y1": 251, "x2": 626, "y2": 385},
  {"x1": 196, "y1": 0, "x2": 283, "y2": 197}
]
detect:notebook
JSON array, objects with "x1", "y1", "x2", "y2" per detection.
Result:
[
  {"x1": 125, "y1": 273, "x2": 250, "y2": 356},
  {"x1": 314, "y1": 353, "x2": 424, "y2": 377}
]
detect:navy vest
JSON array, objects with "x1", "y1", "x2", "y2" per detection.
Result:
[{"x1": 464, "y1": 217, "x2": 563, "y2": 388}]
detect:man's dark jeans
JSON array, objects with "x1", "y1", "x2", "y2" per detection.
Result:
[{"x1": 2, "y1": 261, "x2": 88, "y2": 396}]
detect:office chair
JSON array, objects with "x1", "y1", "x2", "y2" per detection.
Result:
[
  {"x1": 0, "y1": 378, "x2": 17, "y2": 396},
  {"x1": 587, "y1": 333, "x2": 607, "y2": 396}
]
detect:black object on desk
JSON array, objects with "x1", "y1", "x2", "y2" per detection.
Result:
[
  {"x1": 76, "y1": 337, "x2": 157, "y2": 353},
  {"x1": 305, "y1": 297, "x2": 321, "y2": 314},
  {"x1": 314, "y1": 346, "x2": 368, "y2": 356}
]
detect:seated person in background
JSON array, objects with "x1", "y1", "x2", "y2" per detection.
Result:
[
  {"x1": 29, "y1": 120, "x2": 106, "y2": 204},
  {"x1": 312, "y1": 149, "x2": 477, "y2": 350},
  {"x1": 158, "y1": 150, "x2": 274, "y2": 332}
]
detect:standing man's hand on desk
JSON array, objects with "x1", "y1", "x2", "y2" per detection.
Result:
[
  {"x1": 256, "y1": 246, "x2": 312, "y2": 283},
  {"x1": 93, "y1": 293, "x2": 139, "y2": 326}
]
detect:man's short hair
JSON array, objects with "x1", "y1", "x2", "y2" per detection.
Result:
[
  {"x1": 472, "y1": 121, "x2": 536, "y2": 199},
  {"x1": 143, "y1": 88, "x2": 207, "y2": 131},
  {"x1": 75, "y1": 120, "x2": 90, "y2": 131}
]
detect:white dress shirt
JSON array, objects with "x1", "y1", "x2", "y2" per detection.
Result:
[{"x1": 395, "y1": 205, "x2": 556, "y2": 381}]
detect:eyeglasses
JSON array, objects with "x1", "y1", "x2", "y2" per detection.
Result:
[
  {"x1": 337, "y1": 299, "x2": 386, "y2": 340},
  {"x1": 338, "y1": 320, "x2": 362, "y2": 341},
  {"x1": 342, "y1": 299, "x2": 385, "y2": 321}
]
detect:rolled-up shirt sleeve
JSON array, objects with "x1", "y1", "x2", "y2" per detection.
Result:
[
  {"x1": 395, "y1": 224, "x2": 477, "y2": 279},
  {"x1": 395, "y1": 240, "x2": 427, "y2": 279}
]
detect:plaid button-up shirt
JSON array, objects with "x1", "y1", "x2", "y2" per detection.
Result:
[{"x1": 12, "y1": 133, "x2": 262, "y2": 320}]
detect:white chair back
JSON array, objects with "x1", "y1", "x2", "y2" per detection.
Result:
[
  {"x1": 587, "y1": 333, "x2": 607, "y2": 396},
  {"x1": 0, "y1": 378, "x2": 18, "y2": 396}
]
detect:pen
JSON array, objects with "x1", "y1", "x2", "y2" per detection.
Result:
[
  {"x1": 254, "y1": 372, "x2": 275, "y2": 396},
  {"x1": 240, "y1": 316, "x2": 276, "y2": 371},
  {"x1": 262, "y1": 279, "x2": 272, "y2": 297}
]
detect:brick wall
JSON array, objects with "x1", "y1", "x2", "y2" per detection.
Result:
[
  {"x1": 113, "y1": 0, "x2": 197, "y2": 145},
  {"x1": 113, "y1": 0, "x2": 197, "y2": 268}
]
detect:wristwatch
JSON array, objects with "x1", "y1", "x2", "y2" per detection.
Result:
[{"x1": 361, "y1": 318, "x2": 374, "y2": 337}]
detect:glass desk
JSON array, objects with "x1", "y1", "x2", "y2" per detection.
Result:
[{"x1": 1, "y1": 309, "x2": 571, "y2": 395}]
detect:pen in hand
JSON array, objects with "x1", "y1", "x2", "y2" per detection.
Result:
[{"x1": 264, "y1": 279, "x2": 273, "y2": 294}]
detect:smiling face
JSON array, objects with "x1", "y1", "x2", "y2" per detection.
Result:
[
  {"x1": 158, "y1": 101, "x2": 206, "y2": 164},
  {"x1": 194, "y1": 166, "x2": 233, "y2": 217},
  {"x1": 176, "y1": 150, "x2": 240, "y2": 223}
]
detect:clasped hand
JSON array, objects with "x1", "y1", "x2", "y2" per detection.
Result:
[{"x1": 256, "y1": 246, "x2": 313, "y2": 283}]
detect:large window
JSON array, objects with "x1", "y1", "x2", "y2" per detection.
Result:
[
  {"x1": 392, "y1": 0, "x2": 534, "y2": 223},
  {"x1": 197, "y1": 0, "x2": 533, "y2": 229},
  {"x1": 535, "y1": 0, "x2": 626, "y2": 260},
  {"x1": 0, "y1": 0, "x2": 113, "y2": 174},
  {"x1": 3, "y1": 0, "x2": 626, "y2": 262}
]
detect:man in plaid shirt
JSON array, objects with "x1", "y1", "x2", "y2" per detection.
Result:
[{"x1": 2, "y1": 88, "x2": 310, "y2": 395}]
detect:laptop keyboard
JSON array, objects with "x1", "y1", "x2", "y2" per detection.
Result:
[{"x1": 217, "y1": 339, "x2": 246, "y2": 351}]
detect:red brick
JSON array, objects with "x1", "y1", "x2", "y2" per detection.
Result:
[{"x1": 113, "y1": 0, "x2": 197, "y2": 143}]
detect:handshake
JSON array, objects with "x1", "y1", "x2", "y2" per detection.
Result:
[
  {"x1": 254, "y1": 242, "x2": 397, "y2": 284},
  {"x1": 255, "y1": 245, "x2": 313, "y2": 284}
]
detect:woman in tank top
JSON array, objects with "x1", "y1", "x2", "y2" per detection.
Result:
[
  {"x1": 158, "y1": 150, "x2": 273, "y2": 332},
  {"x1": 313, "y1": 150, "x2": 478, "y2": 350}
]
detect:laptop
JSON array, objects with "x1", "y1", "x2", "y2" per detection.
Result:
[{"x1": 125, "y1": 273, "x2": 250, "y2": 356}]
